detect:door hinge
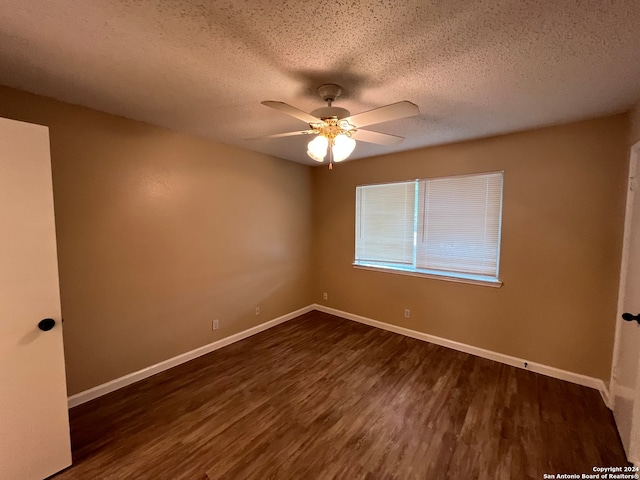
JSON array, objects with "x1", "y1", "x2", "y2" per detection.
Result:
[{"x1": 631, "y1": 177, "x2": 636, "y2": 191}]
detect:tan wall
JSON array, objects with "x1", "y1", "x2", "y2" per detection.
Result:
[
  {"x1": 0, "y1": 86, "x2": 313, "y2": 395},
  {"x1": 312, "y1": 116, "x2": 628, "y2": 381}
]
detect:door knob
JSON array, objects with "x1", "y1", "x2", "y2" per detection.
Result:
[
  {"x1": 622, "y1": 313, "x2": 640, "y2": 324},
  {"x1": 38, "y1": 318, "x2": 56, "y2": 331}
]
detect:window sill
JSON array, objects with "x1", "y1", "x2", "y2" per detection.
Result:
[{"x1": 352, "y1": 263, "x2": 503, "y2": 288}]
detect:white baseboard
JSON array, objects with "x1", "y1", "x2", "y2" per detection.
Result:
[
  {"x1": 69, "y1": 303, "x2": 610, "y2": 409},
  {"x1": 313, "y1": 304, "x2": 609, "y2": 401},
  {"x1": 67, "y1": 305, "x2": 314, "y2": 408},
  {"x1": 600, "y1": 386, "x2": 613, "y2": 410}
]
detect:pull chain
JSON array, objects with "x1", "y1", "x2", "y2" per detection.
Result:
[{"x1": 328, "y1": 136, "x2": 334, "y2": 170}]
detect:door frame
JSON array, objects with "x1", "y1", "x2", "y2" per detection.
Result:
[{"x1": 610, "y1": 140, "x2": 640, "y2": 462}]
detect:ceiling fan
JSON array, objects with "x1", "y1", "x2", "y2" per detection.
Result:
[{"x1": 259, "y1": 84, "x2": 419, "y2": 168}]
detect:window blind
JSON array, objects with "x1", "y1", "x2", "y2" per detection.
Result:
[
  {"x1": 354, "y1": 172, "x2": 503, "y2": 281},
  {"x1": 416, "y1": 172, "x2": 503, "y2": 276},
  {"x1": 355, "y1": 181, "x2": 416, "y2": 265}
]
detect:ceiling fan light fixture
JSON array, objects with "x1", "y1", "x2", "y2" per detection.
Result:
[
  {"x1": 332, "y1": 134, "x2": 356, "y2": 162},
  {"x1": 261, "y1": 84, "x2": 418, "y2": 168},
  {"x1": 307, "y1": 135, "x2": 328, "y2": 162}
]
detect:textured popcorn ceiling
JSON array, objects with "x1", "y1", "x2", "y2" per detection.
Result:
[{"x1": 1, "y1": 1, "x2": 639, "y2": 165}]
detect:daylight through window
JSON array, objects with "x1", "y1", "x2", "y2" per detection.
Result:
[{"x1": 354, "y1": 172, "x2": 504, "y2": 285}]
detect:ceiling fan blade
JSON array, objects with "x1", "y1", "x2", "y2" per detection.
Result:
[
  {"x1": 344, "y1": 101, "x2": 419, "y2": 128},
  {"x1": 351, "y1": 129, "x2": 405, "y2": 146},
  {"x1": 261, "y1": 101, "x2": 322, "y2": 124},
  {"x1": 256, "y1": 130, "x2": 315, "y2": 139}
]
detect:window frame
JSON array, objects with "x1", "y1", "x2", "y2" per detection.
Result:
[{"x1": 353, "y1": 172, "x2": 504, "y2": 288}]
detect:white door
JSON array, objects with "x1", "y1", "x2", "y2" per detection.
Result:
[
  {"x1": 0, "y1": 117, "x2": 72, "y2": 479},
  {"x1": 612, "y1": 141, "x2": 640, "y2": 464}
]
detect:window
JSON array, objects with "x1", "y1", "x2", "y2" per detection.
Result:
[{"x1": 354, "y1": 172, "x2": 503, "y2": 286}]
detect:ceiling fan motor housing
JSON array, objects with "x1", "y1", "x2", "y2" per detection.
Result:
[
  {"x1": 310, "y1": 106, "x2": 351, "y2": 120},
  {"x1": 312, "y1": 84, "x2": 350, "y2": 119}
]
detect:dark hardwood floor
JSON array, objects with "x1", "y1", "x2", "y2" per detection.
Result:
[{"x1": 52, "y1": 311, "x2": 627, "y2": 479}]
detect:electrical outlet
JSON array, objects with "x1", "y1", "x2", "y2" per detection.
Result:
[
  {"x1": 323, "y1": 292, "x2": 328, "y2": 300},
  {"x1": 212, "y1": 319, "x2": 219, "y2": 330},
  {"x1": 255, "y1": 306, "x2": 260, "y2": 316},
  {"x1": 403, "y1": 308, "x2": 411, "y2": 319}
]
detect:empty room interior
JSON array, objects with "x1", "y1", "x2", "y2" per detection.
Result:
[{"x1": 2, "y1": 1, "x2": 640, "y2": 479}]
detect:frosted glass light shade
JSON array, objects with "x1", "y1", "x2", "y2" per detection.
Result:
[
  {"x1": 307, "y1": 135, "x2": 328, "y2": 162},
  {"x1": 332, "y1": 134, "x2": 356, "y2": 162}
]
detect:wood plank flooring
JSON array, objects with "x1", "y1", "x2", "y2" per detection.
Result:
[{"x1": 52, "y1": 311, "x2": 628, "y2": 479}]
